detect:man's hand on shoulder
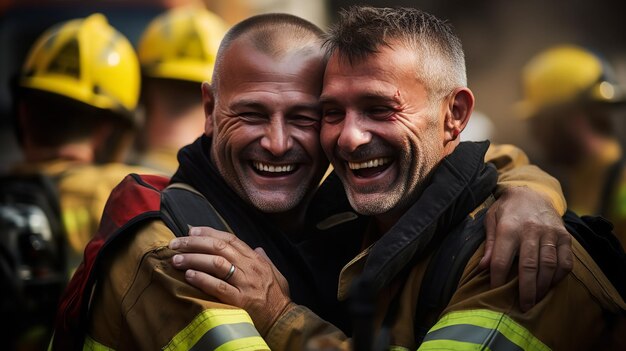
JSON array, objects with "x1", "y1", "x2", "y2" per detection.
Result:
[
  {"x1": 169, "y1": 227, "x2": 292, "y2": 335},
  {"x1": 480, "y1": 186, "x2": 573, "y2": 311}
]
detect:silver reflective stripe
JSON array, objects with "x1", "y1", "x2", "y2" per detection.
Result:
[
  {"x1": 188, "y1": 322, "x2": 261, "y2": 351},
  {"x1": 423, "y1": 324, "x2": 524, "y2": 351}
]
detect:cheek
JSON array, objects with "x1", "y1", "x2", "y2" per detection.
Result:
[
  {"x1": 214, "y1": 117, "x2": 250, "y2": 143},
  {"x1": 294, "y1": 128, "x2": 324, "y2": 158},
  {"x1": 213, "y1": 122, "x2": 257, "y2": 160}
]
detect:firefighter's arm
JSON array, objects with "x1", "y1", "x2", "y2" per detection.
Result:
[
  {"x1": 485, "y1": 143, "x2": 566, "y2": 213},
  {"x1": 419, "y1": 242, "x2": 623, "y2": 351},
  {"x1": 265, "y1": 304, "x2": 351, "y2": 350},
  {"x1": 92, "y1": 221, "x2": 270, "y2": 350},
  {"x1": 170, "y1": 227, "x2": 352, "y2": 351},
  {"x1": 483, "y1": 143, "x2": 572, "y2": 311}
]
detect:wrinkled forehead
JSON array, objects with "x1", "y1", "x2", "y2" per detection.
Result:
[
  {"x1": 323, "y1": 45, "x2": 420, "y2": 90},
  {"x1": 218, "y1": 38, "x2": 326, "y2": 91}
]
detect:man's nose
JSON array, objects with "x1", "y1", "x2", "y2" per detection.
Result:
[
  {"x1": 261, "y1": 118, "x2": 292, "y2": 156},
  {"x1": 337, "y1": 112, "x2": 371, "y2": 153}
]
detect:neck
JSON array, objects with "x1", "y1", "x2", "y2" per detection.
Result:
[
  {"x1": 269, "y1": 188, "x2": 319, "y2": 235},
  {"x1": 373, "y1": 210, "x2": 403, "y2": 236},
  {"x1": 268, "y1": 206, "x2": 307, "y2": 234},
  {"x1": 269, "y1": 209, "x2": 305, "y2": 236}
]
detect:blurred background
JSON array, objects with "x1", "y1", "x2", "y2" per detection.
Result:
[{"x1": 1, "y1": 0, "x2": 626, "y2": 172}]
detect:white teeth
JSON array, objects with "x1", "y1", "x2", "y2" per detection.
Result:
[
  {"x1": 348, "y1": 157, "x2": 391, "y2": 170},
  {"x1": 253, "y1": 162, "x2": 295, "y2": 173}
]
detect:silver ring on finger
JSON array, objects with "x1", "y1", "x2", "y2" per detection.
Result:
[
  {"x1": 540, "y1": 243, "x2": 557, "y2": 248},
  {"x1": 223, "y1": 263, "x2": 236, "y2": 282}
]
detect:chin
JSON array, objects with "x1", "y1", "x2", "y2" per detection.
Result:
[
  {"x1": 349, "y1": 195, "x2": 396, "y2": 216},
  {"x1": 248, "y1": 192, "x2": 302, "y2": 213}
]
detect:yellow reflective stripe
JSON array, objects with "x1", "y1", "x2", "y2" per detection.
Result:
[
  {"x1": 214, "y1": 336, "x2": 270, "y2": 351},
  {"x1": 421, "y1": 339, "x2": 495, "y2": 351},
  {"x1": 164, "y1": 308, "x2": 269, "y2": 351},
  {"x1": 389, "y1": 346, "x2": 410, "y2": 351},
  {"x1": 83, "y1": 335, "x2": 115, "y2": 351},
  {"x1": 191, "y1": 323, "x2": 268, "y2": 351},
  {"x1": 422, "y1": 309, "x2": 549, "y2": 351}
]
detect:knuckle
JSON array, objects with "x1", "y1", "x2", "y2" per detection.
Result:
[
  {"x1": 213, "y1": 238, "x2": 228, "y2": 251},
  {"x1": 491, "y1": 256, "x2": 509, "y2": 270},
  {"x1": 497, "y1": 220, "x2": 515, "y2": 233},
  {"x1": 524, "y1": 221, "x2": 544, "y2": 235},
  {"x1": 217, "y1": 280, "x2": 230, "y2": 293},
  {"x1": 559, "y1": 232, "x2": 573, "y2": 245},
  {"x1": 524, "y1": 239, "x2": 539, "y2": 250},
  {"x1": 540, "y1": 255, "x2": 558, "y2": 270},
  {"x1": 177, "y1": 238, "x2": 189, "y2": 248},
  {"x1": 561, "y1": 256, "x2": 574, "y2": 271},
  {"x1": 520, "y1": 257, "x2": 539, "y2": 272},
  {"x1": 214, "y1": 255, "x2": 228, "y2": 269},
  {"x1": 224, "y1": 233, "x2": 238, "y2": 244}
]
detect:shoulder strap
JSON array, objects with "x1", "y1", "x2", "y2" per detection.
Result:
[
  {"x1": 413, "y1": 209, "x2": 488, "y2": 344},
  {"x1": 52, "y1": 173, "x2": 168, "y2": 350},
  {"x1": 160, "y1": 183, "x2": 230, "y2": 237},
  {"x1": 563, "y1": 210, "x2": 626, "y2": 300}
]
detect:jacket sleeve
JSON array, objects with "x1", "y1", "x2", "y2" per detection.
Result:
[
  {"x1": 265, "y1": 304, "x2": 352, "y2": 351},
  {"x1": 418, "y1": 242, "x2": 626, "y2": 351},
  {"x1": 87, "y1": 220, "x2": 269, "y2": 351},
  {"x1": 485, "y1": 143, "x2": 567, "y2": 215}
]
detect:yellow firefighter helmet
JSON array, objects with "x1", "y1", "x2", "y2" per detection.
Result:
[
  {"x1": 517, "y1": 44, "x2": 625, "y2": 119},
  {"x1": 138, "y1": 6, "x2": 228, "y2": 83},
  {"x1": 20, "y1": 13, "x2": 141, "y2": 117}
]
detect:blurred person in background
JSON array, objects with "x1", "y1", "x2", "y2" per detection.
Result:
[
  {"x1": 2, "y1": 14, "x2": 156, "y2": 349},
  {"x1": 132, "y1": 6, "x2": 228, "y2": 174},
  {"x1": 518, "y1": 44, "x2": 626, "y2": 249}
]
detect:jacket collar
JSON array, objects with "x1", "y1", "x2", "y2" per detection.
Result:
[{"x1": 339, "y1": 141, "x2": 498, "y2": 299}]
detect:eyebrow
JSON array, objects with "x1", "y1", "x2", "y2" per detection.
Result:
[
  {"x1": 320, "y1": 92, "x2": 401, "y2": 105},
  {"x1": 230, "y1": 100, "x2": 266, "y2": 110}
]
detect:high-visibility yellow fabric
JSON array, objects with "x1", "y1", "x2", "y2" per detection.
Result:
[
  {"x1": 422, "y1": 309, "x2": 549, "y2": 351},
  {"x1": 267, "y1": 237, "x2": 626, "y2": 350},
  {"x1": 164, "y1": 309, "x2": 268, "y2": 351},
  {"x1": 85, "y1": 220, "x2": 268, "y2": 350},
  {"x1": 83, "y1": 335, "x2": 114, "y2": 351}
]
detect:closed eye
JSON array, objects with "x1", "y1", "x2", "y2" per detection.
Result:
[
  {"x1": 290, "y1": 114, "x2": 320, "y2": 128},
  {"x1": 238, "y1": 112, "x2": 267, "y2": 123},
  {"x1": 367, "y1": 106, "x2": 394, "y2": 119},
  {"x1": 322, "y1": 108, "x2": 345, "y2": 124}
]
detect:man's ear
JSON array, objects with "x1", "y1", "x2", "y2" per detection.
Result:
[
  {"x1": 444, "y1": 87, "x2": 475, "y2": 142},
  {"x1": 201, "y1": 82, "x2": 215, "y2": 136}
]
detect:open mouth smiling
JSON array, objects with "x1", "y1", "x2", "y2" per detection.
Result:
[
  {"x1": 347, "y1": 157, "x2": 392, "y2": 177},
  {"x1": 252, "y1": 161, "x2": 298, "y2": 176}
]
